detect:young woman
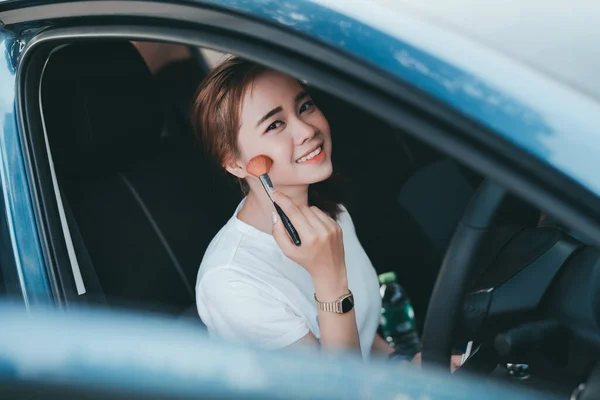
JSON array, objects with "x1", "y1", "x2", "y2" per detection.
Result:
[{"x1": 193, "y1": 56, "x2": 460, "y2": 366}]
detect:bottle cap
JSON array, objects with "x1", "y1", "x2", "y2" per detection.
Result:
[{"x1": 378, "y1": 271, "x2": 397, "y2": 284}]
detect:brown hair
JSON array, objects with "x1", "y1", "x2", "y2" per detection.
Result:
[{"x1": 192, "y1": 56, "x2": 348, "y2": 219}]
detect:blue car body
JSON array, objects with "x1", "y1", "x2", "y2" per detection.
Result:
[
  {"x1": 0, "y1": 0, "x2": 597, "y2": 398},
  {"x1": 203, "y1": 0, "x2": 600, "y2": 195},
  {"x1": 0, "y1": 303, "x2": 553, "y2": 399}
]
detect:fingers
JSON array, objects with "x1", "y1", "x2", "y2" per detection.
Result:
[
  {"x1": 310, "y1": 206, "x2": 338, "y2": 228},
  {"x1": 451, "y1": 355, "x2": 463, "y2": 373},
  {"x1": 270, "y1": 191, "x2": 312, "y2": 232},
  {"x1": 302, "y1": 206, "x2": 332, "y2": 231},
  {"x1": 297, "y1": 205, "x2": 318, "y2": 229},
  {"x1": 412, "y1": 352, "x2": 422, "y2": 366},
  {"x1": 271, "y1": 211, "x2": 296, "y2": 252},
  {"x1": 270, "y1": 192, "x2": 343, "y2": 270}
]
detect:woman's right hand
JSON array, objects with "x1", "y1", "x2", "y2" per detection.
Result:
[{"x1": 270, "y1": 191, "x2": 348, "y2": 299}]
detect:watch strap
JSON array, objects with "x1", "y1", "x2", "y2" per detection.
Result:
[{"x1": 314, "y1": 290, "x2": 354, "y2": 314}]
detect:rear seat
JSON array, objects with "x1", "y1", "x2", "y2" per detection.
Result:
[{"x1": 41, "y1": 41, "x2": 239, "y2": 315}]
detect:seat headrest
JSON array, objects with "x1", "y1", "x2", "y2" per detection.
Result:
[{"x1": 42, "y1": 41, "x2": 163, "y2": 177}]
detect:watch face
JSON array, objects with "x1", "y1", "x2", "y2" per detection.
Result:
[{"x1": 341, "y1": 296, "x2": 354, "y2": 313}]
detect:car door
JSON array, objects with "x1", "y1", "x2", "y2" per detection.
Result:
[{"x1": 0, "y1": 27, "x2": 52, "y2": 305}]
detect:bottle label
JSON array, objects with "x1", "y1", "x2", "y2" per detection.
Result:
[{"x1": 380, "y1": 303, "x2": 416, "y2": 336}]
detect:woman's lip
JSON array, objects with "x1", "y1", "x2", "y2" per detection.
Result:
[
  {"x1": 296, "y1": 143, "x2": 322, "y2": 161},
  {"x1": 297, "y1": 148, "x2": 325, "y2": 164}
]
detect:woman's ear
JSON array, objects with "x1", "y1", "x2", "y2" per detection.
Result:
[{"x1": 224, "y1": 158, "x2": 249, "y2": 179}]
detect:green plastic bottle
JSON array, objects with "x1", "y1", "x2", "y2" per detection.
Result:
[{"x1": 379, "y1": 271, "x2": 421, "y2": 357}]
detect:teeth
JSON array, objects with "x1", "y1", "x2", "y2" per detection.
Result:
[{"x1": 297, "y1": 146, "x2": 322, "y2": 163}]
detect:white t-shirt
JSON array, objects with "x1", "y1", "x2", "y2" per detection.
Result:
[{"x1": 195, "y1": 199, "x2": 381, "y2": 359}]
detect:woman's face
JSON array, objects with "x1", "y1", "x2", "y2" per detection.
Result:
[{"x1": 232, "y1": 70, "x2": 333, "y2": 189}]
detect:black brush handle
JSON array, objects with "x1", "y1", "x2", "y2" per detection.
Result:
[{"x1": 274, "y1": 202, "x2": 301, "y2": 246}]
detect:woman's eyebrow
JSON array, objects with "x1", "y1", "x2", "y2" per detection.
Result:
[
  {"x1": 256, "y1": 106, "x2": 283, "y2": 127},
  {"x1": 255, "y1": 91, "x2": 309, "y2": 127},
  {"x1": 295, "y1": 91, "x2": 309, "y2": 104}
]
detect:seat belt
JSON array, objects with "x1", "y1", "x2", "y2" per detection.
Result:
[{"x1": 61, "y1": 190, "x2": 107, "y2": 305}]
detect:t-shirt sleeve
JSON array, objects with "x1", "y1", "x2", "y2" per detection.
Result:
[{"x1": 197, "y1": 267, "x2": 310, "y2": 349}]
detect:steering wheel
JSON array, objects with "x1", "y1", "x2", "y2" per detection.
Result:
[
  {"x1": 421, "y1": 179, "x2": 508, "y2": 369},
  {"x1": 422, "y1": 179, "x2": 582, "y2": 371}
]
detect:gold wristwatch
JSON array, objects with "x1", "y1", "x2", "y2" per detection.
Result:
[{"x1": 314, "y1": 290, "x2": 354, "y2": 314}]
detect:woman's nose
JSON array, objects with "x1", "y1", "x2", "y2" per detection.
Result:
[{"x1": 292, "y1": 118, "x2": 316, "y2": 146}]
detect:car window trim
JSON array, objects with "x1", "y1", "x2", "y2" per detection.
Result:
[{"x1": 37, "y1": 46, "x2": 86, "y2": 296}]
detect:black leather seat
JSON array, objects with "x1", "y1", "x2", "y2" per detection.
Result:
[{"x1": 42, "y1": 41, "x2": 239, "y2": 315}]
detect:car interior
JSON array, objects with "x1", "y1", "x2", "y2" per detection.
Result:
[{"x1": 39, "y1": 39, "x2": 543, "y2": 331}]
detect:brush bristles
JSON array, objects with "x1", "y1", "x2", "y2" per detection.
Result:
[{"x1": 246, "y1": 155, "x2": 273, "y2": 177}]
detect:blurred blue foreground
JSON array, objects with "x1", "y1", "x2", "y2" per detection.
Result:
[{"x1": 0, "y1": 303, "x2": 556, "y2": 399}]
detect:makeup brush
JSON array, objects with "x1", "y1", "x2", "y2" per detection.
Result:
[{"x1": 246, "y1": 155, "x2": 301, "y2": 246}]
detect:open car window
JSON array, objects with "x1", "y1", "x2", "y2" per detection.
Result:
[{"x1": 32, "y1": 37, "x2": 543, "y2": 329}]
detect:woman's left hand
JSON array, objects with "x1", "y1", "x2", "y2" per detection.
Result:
[{"x1": 411, "y1": 352, "x2": 463, "y2": 373}]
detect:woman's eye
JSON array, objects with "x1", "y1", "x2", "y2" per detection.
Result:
[
  {"x1": 266, "y1": 120, "x2": 283, "y2": 132},
  {"x1": 299, "y1": 100, "x2": 314, "y2": 114}
]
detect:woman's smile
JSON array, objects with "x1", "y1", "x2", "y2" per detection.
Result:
[{"x1": 296, "y1": 144, "x2": 324, "y2": 164}]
